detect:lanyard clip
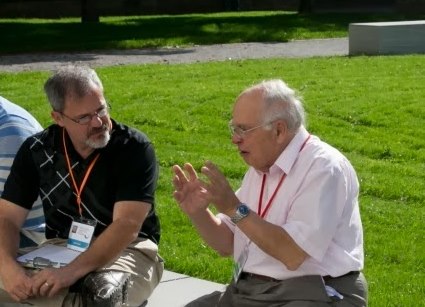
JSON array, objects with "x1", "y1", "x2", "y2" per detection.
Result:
[{"x1": 27, "y1": 256, "x2": 65, "y2": 268}]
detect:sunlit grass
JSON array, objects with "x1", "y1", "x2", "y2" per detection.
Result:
[{"x1": 1, "y1": 54, "x2": 424, "y2": 306}]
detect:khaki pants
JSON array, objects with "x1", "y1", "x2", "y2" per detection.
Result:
[{"x1": 0, "y1": 238, "x2": 164, "y2": 307}]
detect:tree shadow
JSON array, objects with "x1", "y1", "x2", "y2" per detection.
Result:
[{"x1": 1, "y1": 11, "x2": 424, "y2": 54}]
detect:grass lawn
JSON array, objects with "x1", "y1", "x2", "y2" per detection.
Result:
[
  {"x1": 1, "y1": 54, "x2": 424, "y2": 306},
  {"x1": 1, "y1": 10, "x2": 425, "y2": 54}
]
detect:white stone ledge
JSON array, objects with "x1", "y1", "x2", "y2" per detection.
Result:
[{"x1": 349, "y1": 20, "x2": 425, "y2": 55}]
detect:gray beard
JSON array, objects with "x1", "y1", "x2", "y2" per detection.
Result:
[{"x1": 85, "y1": 130, "x2": 110, "y2": 149}]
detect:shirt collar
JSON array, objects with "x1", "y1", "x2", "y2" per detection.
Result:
[{"x1": 270, "y1": 126, "x2": 310, "y2": 176}]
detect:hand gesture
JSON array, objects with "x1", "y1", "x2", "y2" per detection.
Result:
[
  {"x1": 172, "y1": 163, "x2": 210, "y2": 215},
  {"x1": 200, "y1": 161, "x2": 240, "y2": 215},
  {"x1": 173, "y1": 161, "x2": 240, "y2": 216}
]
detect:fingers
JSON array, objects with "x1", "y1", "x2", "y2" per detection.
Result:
[
  {"x1": 32, "y1": 280, "x2": 43, "y2": 297},
  {"x1": 31, "y1": 270, "x2": 56, "y2": 298},
  {"x1": 173, "y1": 161, "x2": 222, "y2": 186},
  {"x1": 172, "y1": 190, "x2": 183, "y2": 203},
  {"x1": 183, "y1": 163, "x2": 198, "y2": 180},
  {"x1": 204, "y1": 160, "x2": 216, "y2": 169},
  {"x1": 172, "y1": 163, "x2": 195, "y2": 203},
  {"x1": 3, "y1": 271, "x2": 33, "y2": 302},
  {"x1": 32, "y1": 280, "x2": 55, "y2": 297},
  {"x1": 40, "y1": 282, "x2": 51, "y2": 296},
  {"x1": 172, "y1": 165, "x2": 186, "y2": 191},
  {"x1": 172, "y1": 164, "x2": 184, "y2": 177},
  {"x1": 173, "y1": 161, "x2": 225, "y2": 195},
  {"x1": 201, "y1": 161, "x2": 225, "y2": 183},
  {"x1": 10, "y1": 287, "x2": 31, "y2": 302},
  {"x1": 173, "y1": 163, "x2": 197, "y2": 182}
]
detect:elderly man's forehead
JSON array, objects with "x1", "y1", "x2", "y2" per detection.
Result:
[{"x1": 236, "y1": 88, "x2": 265, "y2": 107}]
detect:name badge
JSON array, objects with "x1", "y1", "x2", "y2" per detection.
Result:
[{"x1": 67, "y1": 218, "x2": 97, "y2": 252}]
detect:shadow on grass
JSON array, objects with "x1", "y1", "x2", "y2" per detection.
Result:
[{"x1": 1, "y1": 11, "x2": 424, "y2": 54}]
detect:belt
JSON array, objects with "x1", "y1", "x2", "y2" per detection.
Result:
[
  {"x1": 323, "y1": 271, "x2": 359, "y2": 282},
  {"x1": 239, "y1": 272, "x2": 279, "y2": 282},
  {"x1": 240, "y1": 271, "x2": 359, "y2": 283}
]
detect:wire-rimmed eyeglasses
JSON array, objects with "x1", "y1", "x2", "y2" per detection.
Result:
[
  {"x1": 228, "y1": 120, "x2": 272, "y2": 138},
  {"x1": 60, "y1": 103, "x2": 111, "y2": 125}
]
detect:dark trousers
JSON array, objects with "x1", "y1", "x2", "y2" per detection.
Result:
[{"x1": 185, "y1": 272, "x2": 367, "y2": 307}]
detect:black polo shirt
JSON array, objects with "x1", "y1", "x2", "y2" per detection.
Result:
[{"x1": 2, "y1": 119, "x2": 160, "y2": 244}]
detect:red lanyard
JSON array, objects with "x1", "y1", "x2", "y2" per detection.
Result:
[
  {"x1": 257, "y1": 134, "x2": 311, "y2": 218},
  {"x1": 62, "y1": 129, "x2": 100, "y2": 216},
  {"x1": 257, "y1": 172, "x2": 286, "y2": 218}
]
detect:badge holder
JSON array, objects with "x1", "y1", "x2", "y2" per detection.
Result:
[
  {"x1": 233, "y1": 242, "x2": 250, "y2": 283},
  {"x1": 67, "y1": 217, "x2": 97, "y2": 252}
]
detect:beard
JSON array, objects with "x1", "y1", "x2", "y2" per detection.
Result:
[{"x1": 85, "y1": 124, "x2": 111, "y2": 149}]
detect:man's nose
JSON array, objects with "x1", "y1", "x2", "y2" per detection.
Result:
[
  {"x1": 90, "y1": 114, "x2": 103, "y2": 127},
  {"x1": 231, "y1": 134, "x2": 242, "y2": 144}
]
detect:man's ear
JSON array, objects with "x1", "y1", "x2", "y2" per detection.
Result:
[
  {"x1": 275, "y1": 120, "x2": 288, "y2": 143},
  {"x1": 51, "y1": 111, "x2": 65, "y2": 127}
]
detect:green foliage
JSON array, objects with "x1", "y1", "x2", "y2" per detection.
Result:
[
  {"x1": 1, "y1": 55, "x2": 424, "y2": 305},
  {"x1": 1, "y1": 11, "x2": 425, "y2": 54}
]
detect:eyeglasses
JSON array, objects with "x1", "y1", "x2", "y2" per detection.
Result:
[
  {"x1": 228, "y1": 120, "x2": 272, "y2": 138},
  {"x1": 60, "y1": 104, "x2": 110, "y2": 125}
]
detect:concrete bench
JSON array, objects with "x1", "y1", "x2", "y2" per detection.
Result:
[
  {"x1": 349, "y1": 20, "x2": 425, "y2": 55},
  {"x1": 147, "y1": 270, "x2": 226, "y2": 306}
]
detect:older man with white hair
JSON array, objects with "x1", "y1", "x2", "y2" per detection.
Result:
[{"x1": 173, "y1": 79, "x2": 367, "y2": 306}]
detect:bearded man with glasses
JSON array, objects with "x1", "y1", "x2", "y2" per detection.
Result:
[
  {"x1": 0, "y1": 65, "x2": 163, "y2": 307},
  {"x1": 173, "y1": 79, "x2": 367, "y2": 306}
]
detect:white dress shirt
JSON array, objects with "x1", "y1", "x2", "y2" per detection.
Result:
[{"x1": 219, "y1": 126, "x2": 364, "y2": 279}]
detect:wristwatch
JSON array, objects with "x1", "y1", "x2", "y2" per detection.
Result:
[{"x1": 230, "y1": 203, "x2": 250, "y2": 224}]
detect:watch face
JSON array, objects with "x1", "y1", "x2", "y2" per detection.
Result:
[
  {"x1": 238, "y1": 204, "x2": 249, "y2": 215},
  {"x1": 231, "y1": 203, "x2": 250, "y2": 224}
]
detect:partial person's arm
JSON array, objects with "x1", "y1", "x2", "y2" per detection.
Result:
[
  {"x1": 0, "y1": 198, "x2": 34, "y2": 302},
  {"x1": 185, "y1": 207, "x2": 234, "y2": 257}
]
